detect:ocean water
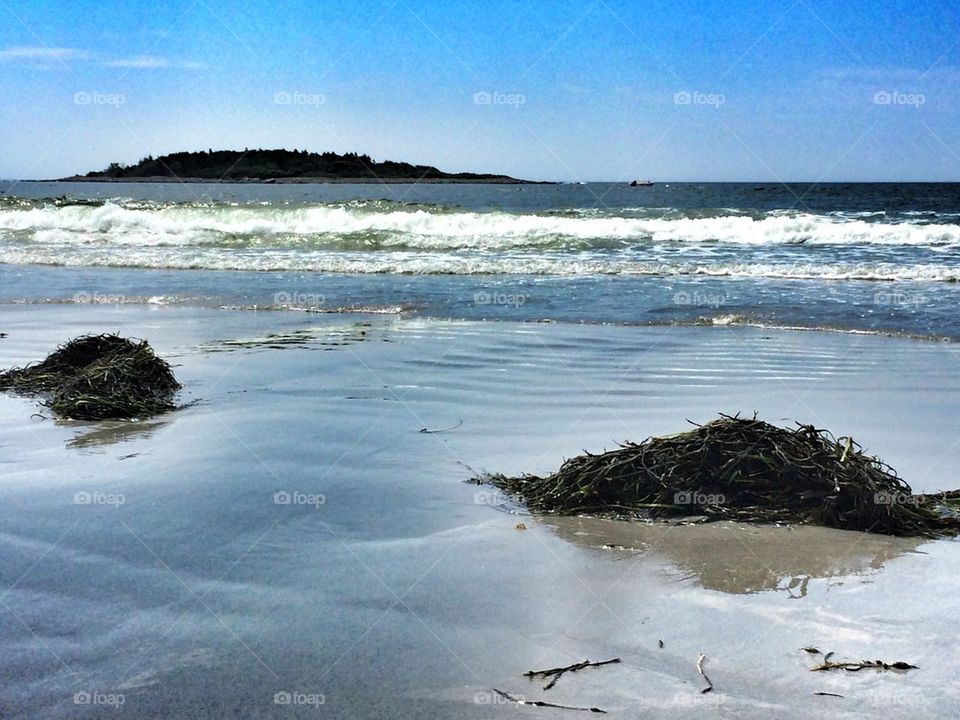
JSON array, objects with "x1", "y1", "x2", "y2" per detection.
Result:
[
  {"x1": 4, "y1": 184, "x2": 960, "y2": 718},
  {"x1": 2, "y1": 181, "x2": 959, "y2": 338}
]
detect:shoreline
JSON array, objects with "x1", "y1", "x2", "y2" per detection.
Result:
[{"x1": 1, "y1": 262, "x2": 957, "y2": 342}]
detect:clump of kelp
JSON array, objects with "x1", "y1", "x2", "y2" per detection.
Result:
[
  {"x1": 0, "y1": 334, "x2": 180, "y2": 420},
  {"x1": 485, "y1": 414, "x2": 960, "y2": 538}
]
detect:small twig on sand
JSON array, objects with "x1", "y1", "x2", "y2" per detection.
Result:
[
  {"x1": 814, "y1": 692, "x2": 845, "y2": 698},
  {"x1": 419, "y1": 419, "x2": 464, "y2": 434},
  {"x1": 492, "y1": 688, "x2": 606, "y2": 713},
  {"x1": 811, "y1": 659, "x2": 918, "y2": 672},
  {"x1": 697, "y1": 653, "x2": 713, "y2": 694},
  {"x1": 804, "y1": 648, "x2": 916, "y2": 673},
  {"x1": 525, "y1": 658, "x2": 621, "y2": 691}
]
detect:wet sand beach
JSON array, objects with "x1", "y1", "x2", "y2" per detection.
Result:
[{"x1": 2, "y1": 304, "x2": 959, "y2": 718}]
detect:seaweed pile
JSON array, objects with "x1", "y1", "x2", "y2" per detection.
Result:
[
  {"x1": 0, "y1": 334, "x2": 180, "y2": 420},
  {"x1": 486, "y1": 415, "x2": 960, "y2": 537}
]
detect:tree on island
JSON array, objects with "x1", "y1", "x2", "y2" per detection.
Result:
[{"x1": 83, "y1": 148, "x2": 520, "y2": 181}]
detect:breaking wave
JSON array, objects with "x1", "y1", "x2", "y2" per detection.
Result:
[
  {"x1": 1, "y1": 199, "x2": 959, "y2": 280},
  {"x1": 1, "y1": 199, "x2": 959, "y2": 249}
]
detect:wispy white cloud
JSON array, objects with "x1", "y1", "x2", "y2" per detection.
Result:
[
  {"x1": 0, "y1": 46, "x2": 205, "y2": 70},
  {"x1": 101, "y1": 54, "x2": 207, "y2": 70},
  {"x1": 0, "y1": 46, "x2": 92, "y2": 62},
  {"x1": 102, "y1": 54, "x2": 171, "y2": 69}
]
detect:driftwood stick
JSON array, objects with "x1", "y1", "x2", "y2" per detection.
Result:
[
  {"x1": 492, "y1": 688, "x2": 606, "y2": 713},
  {"x1": 419, "y1": 419, "x2": 464, "y2": 434},
  {"x1": 810, "y1": 659, "x2": 918, "y2": 672},
  {"x1": 524, "y1": 658, "x2": 621, "y2": 690},
  {"x1": 697, "y1": 653, "x2": 714, "y2": 694}
]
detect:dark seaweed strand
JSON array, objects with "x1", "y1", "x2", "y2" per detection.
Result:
[
  {"x1": 485, "y1": 414, "x2": 960, "y2": 538},
  {"x1": 0, "y1": 334, "x2": 180, "y2": 420}
]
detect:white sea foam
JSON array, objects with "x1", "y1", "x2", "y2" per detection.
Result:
[
  {"x1": 2, "y1": 243, "x2": 958, "y2": 281},
  {"x1": 1, "y1": 202, "x2": 959, "y2": 250}
]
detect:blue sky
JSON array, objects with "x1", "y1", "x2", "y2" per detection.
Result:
[{"x1": 0, "y1": 0, "x2": 957, "y2": 181}]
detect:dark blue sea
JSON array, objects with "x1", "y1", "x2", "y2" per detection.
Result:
[{"x1": 2, "y1": 181, "x2": 959, "y2": 338}]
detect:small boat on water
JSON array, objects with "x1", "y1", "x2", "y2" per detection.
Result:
[{"x1": 630, "y1": 179, "x2": 654, "y2": 187}]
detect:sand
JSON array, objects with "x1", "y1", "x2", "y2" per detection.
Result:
[{"x1": 1, "y1": 304, "x2": 959, "y2": 718}]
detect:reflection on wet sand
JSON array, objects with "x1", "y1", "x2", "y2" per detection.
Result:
[
  {"x1": 198, "y1": 322, "x2": 388, "y2": 352},
  {"x1": 62, "y1": 418, "x2": 168, "y2": 450},
  {"x1": 543, "y1": 516, "x2": 925, "y2": 596}
]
